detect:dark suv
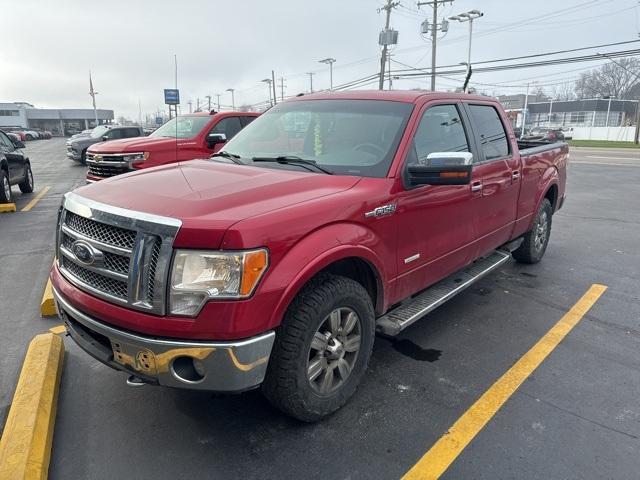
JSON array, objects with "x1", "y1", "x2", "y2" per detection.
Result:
[
  {"x1": 0, "y1": 129, "x2": 34, "y2": 204},
  {"x1": 66, "y1": 125, "x2": 144, "y2": 164}
]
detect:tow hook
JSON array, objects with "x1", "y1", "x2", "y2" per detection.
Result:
[{"x1": 126, "y1": 375, "x2": 147, "y2": 387}]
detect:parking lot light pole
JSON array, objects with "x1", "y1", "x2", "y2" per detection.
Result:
[
  {"x1": 226, "y1": 88, "x2": 235, "y2": 110},
  {"x1": 449, "y1": 10, "x2": 483, "y2": 93},
  {"x1": 262, "y1": 78, "x2": 273, "y2": 107},
  {"x1": 318, "y1": 58, "x2": 336, "y2": 91}
]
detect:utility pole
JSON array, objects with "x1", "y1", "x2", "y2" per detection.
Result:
[
  {"x1": 206, "y1": 95, "x2": 212, "y2": 111},
  {"x1": 418, "y1": 0, "x2": 453, "y2": 91},
  {"x1": 272, "y1": 70, "x2": 277, "y2": 105},
  {"x1": 306, "y1": 72, "x2": 315, "y2": 93},
  {"x1": 196, "y1": 98, "x2": 200, "y2": 112},
  {"x1": 278, "y1": 76, "x2": 286, "y2": 101},
  {"x1": 377, "y1": 0, "x2": 400, "y2": 90},
  {"x1": 319, "y1": 58, "x2": 336, "y2": 90},
  {"x1": 521, "y1": 82, "x2": 531, "y2": 139},
  {"x1": 215, "y1": 94, "x2": 221, "y2": 111},
  {"x1": 188, "y1": 100, "x2": 193, "y2": 113}
]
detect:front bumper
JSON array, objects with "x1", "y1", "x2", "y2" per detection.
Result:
[
  {"x1": 53, "y1": 287, "x2": 275, "y2": 392},
  {"x1": 66, "y1": 149, "x2": 82, "y2": 161}
]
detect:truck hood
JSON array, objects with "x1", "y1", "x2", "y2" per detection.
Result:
[
  {"x1": 88, "y1": 136, "x2": 191, "y2": 153},
  {"x1": 74, "y1": 160, "x2": 361, "y2": 248}
]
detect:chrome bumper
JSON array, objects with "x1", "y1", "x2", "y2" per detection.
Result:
[
  {"x1": 66, "y1": 150, "x2": 81, "y2": 161},
  {"x1": 53, "y1": 287, "x2": 275, "y2": 392}
]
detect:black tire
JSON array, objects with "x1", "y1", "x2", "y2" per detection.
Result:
[
  {"x1": 80, "y1": 149, "x2": 87, "y2": 165},
  {"x1": 18, "y1": 163, "x2": 34, "y2": 193},
  {"x1": 0, "y1": 169, "x2": 12, "y2": 204},
  {"x1": 262, "y1": 273, "x2": 375, "y2": 422},
  {"x1": 25, "y1": 134, "x2": 33, "y2": 141},
  {"x1": 512, "y1": 199, "x2": 552, "y2": 264}
]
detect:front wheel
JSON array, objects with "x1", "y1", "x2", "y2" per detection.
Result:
[
  {"x1": 79, "y1": 149, "x2": 87, "y2": 165},
  {"x1": 19, "y1": 163, "x2": 34, "y2": 193},
  {"x1": 262, "y1": 274, "x2": 375, "y2": 422},
  {"x1": 512, "y1": 198, "x2": 552, "y2": 264},
  {"x1": 0, "y1": 169, "x2": 12, "y2": 204}
]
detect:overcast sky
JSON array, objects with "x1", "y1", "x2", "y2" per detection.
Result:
[{"x1": 1, "y1": 0, "x2": 639, "y2": 119}]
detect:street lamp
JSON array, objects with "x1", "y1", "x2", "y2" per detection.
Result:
[
  {"x1": 261, "y1": 78, "x2": 273, "y2": 106},
  {"x1": 449, "y1": 10, "x2": 483, "y2": 93},
  {"x1": 226, "y1": 88, "x2": 235, "y2": 110},
  {"x1": 318, "y1": 58, "x2": 336, "y2": 91}
]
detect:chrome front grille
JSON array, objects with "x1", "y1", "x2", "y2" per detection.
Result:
[
  {"x1": 57, "y1": 192, "x2": 182, "y2": 314},
  {"x1": 86, "y1": 153, "x2": 131, "y2": 178}
]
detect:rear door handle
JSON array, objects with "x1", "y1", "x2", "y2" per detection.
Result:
[{"x1": 471, "y1": 182, "x2": 482, "y2": 193}]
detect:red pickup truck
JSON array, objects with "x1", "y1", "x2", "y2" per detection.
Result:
[
  {"x1": 51, "y1": 91, "x2": 567, "y2": 421},
  {"x1": 85, "y1": 111, "x2": 258, "y2": 182}
]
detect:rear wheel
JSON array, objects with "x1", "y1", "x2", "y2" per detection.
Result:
[
  {"x1": 19, "y1": 163, "x2": 34, "y2": 193},
  {"x1": 262, "y1": 274, "x2": 375, "y2": 422},
  {"x1": 512, "y1": 199, "x2": 552, "y2": 264},
  {"x1": 0, "y1": 169, "x2": 12, "y2": 204}
]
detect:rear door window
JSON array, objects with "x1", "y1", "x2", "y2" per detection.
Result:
[{"x1": 467, "y1": 105, "x2": 509, "y2": 161}]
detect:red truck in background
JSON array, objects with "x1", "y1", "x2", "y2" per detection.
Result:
[
  {"x1": 51, "y1": 91, "x2": 567, "y2": 421},
  {"x1": 85, "y1": 111, "x2": 258, "y2": 182}
]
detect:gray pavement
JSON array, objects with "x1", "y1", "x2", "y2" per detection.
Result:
[{"x1": 1, "y1": 140, "x2": 639, "y2": 479}]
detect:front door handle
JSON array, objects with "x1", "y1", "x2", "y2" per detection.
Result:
[
  {"x1": 471, "y1": 181, "x2": 482, "y2": 193},
  {"x1": 512, "y1": 170, "x2": 520, "y2": 181}
]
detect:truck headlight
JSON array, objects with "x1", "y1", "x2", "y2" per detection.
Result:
[
  {"x1": 169, "y1": 249, "x2": 268, "y2": 316},
  {"x1": 124, "y1": 152, "x2": 149, "y2": 168}
]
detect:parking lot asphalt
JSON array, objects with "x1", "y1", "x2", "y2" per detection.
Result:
[{"x1": 1, "y1": 138, "x2": 639, "y2": 479}]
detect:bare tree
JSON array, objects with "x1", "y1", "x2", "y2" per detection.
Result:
[
  {"x1": 574, "y1": 57, "x2": 640, "y2": 99},
  {"x1": 549, "y1": 82, "x2": 576, "y2": 101}
]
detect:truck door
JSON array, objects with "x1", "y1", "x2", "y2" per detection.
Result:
[
  {"x1": 207, "y1": 117, "x2": 243, "y2": 153},
  {"x1": 394, "y1": 103, "x2": 479, "y2": 300},
  {"x1": 464, "y1": 103, "x2": 520, "y2": 256}
]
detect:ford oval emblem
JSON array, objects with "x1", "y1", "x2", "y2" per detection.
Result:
[{"x1": 71, "y1": 240, "x2": 103, "y2": 266}]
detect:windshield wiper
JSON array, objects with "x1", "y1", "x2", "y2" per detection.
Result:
[
  {"x1": 252, "y1": 155, "x2": 333, "y2": 175},
  {"x1": 211, "y1": 151, "x2": 244, "y2": 165}
]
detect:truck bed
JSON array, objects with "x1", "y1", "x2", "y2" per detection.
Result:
[{"x1": 517, "y1": 140, "x2": 567, "y2": 155}]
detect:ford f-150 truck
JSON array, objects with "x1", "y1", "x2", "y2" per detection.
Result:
[
  {"x1": 51, "y1": 91, "x2": 567, "y2": 421},
  {"x1": 85, "y1": 111, "x2": 259, "y2": 182}
]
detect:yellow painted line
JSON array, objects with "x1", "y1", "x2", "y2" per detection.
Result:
[
  {"x1": 402, "y1": 284, "x2": 608, "y2": 480},
  {"x1": 0, "y1": 203, "x2": 16, "y2": 213},
  {"x1": 40, "y1": 279, "x2": 57, "y2": 317},
  {"x1": 21, "y1": 186, "x2": 51, "y2": 212},
  {"x1": 49, "y1": 325, "x2": 66, "y2": 335},
  {"x1": 0, "y1": 333, "x2": 65, "y2": 480},
  {"x1": 571, "y1": 161, "x2": 640, "y2": 168}
]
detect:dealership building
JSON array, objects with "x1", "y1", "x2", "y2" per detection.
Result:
[{"x1": 0, "y1": 102, "x2": 114, "y2": 135}]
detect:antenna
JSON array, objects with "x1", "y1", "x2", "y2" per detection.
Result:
[{"x1": 174, "y1": 54, "x2": 178, "y2": 162}]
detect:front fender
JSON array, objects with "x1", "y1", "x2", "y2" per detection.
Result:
[{"x1": 264, "y1": 222, "x2": 393, "y2": 330}]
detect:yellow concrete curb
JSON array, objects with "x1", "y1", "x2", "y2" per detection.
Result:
[
  {"x1": 0, "y1": 333, "x2": 65, "y2": 480},
  {"x1": 0, "y1": 203, "x2": 17, "y2": 213},
  {"x1": 40, "y1": 279, "x2": 56, "y2": 318}
]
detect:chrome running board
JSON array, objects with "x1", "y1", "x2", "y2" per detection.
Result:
[{"x1": 376, "y1": 250, "x2": 511, "y2": 336}]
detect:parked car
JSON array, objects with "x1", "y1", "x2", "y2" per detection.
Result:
[
  {"x1": 0, "y1": 129, "x2": 34, "y2": 203},
  {"x1": 66, "y1": 125, "x2": 144, "y2": 164},
  {"x1": 85, "y1": 111, "x2": 258, "y2": 182},
  {"x1": 65, "y1": 126, "x2": 83, "y2": 136},
  {"x1": 523, "y1": 127, "x2": 565, "y2": 142},
  {"x1": 6, "y1": 132, "x2": 21, "y2": 143},
  {"x1": 33, "y1": 128, "x2": 52, "y2": 139},
  {"x1": 51, "y1": 91, "x2": 567, "y2": 421},
  {"x1": 3, "y1": 127, "x2": 27, "y2": 141}
]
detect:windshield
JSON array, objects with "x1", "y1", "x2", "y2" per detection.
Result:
[
  {"x1": 150, "y1": 116, "x2": 211, "y2": 139},
  {"x1": 222, "y1": 99, "x2": 413, "y2": 177},
  {"x1": 90, "y1": 125, "x2": 111, "y2": 138}
]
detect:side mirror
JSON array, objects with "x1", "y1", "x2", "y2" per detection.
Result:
[
  {"x1": 102, "y1": 135, "x2": 109, "y2": 141},
  {"x1": 14, "y1": 140, "x2": 26, "y2": 149},
  {"x1": 207, "y1": 132, "x2": 227, "y2": 147},
  {"x1": 407, "y1": 152, "x2": 473, "y2": 186}
]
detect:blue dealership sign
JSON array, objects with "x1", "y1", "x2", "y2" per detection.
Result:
[
  {"x1": 155, "y1": 116, "x2": 163, "y2": 125},
  {"x1": 164, "y1": 89, "x2": 180, "y2": 105}
]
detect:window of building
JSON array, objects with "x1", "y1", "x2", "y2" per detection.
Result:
[{"x1": 0, "y1": 110, "x2": 20, "y2": 117}]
